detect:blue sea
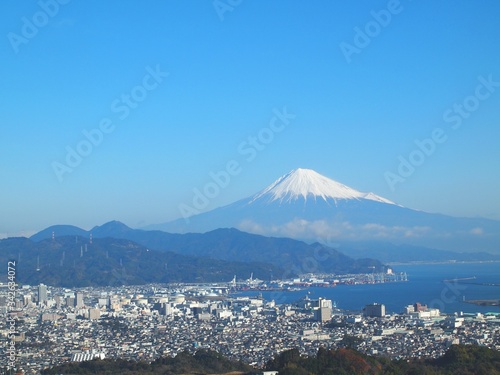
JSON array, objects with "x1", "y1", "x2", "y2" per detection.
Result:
[{"x1": 237, "y1": 262, "x2": 500, "y2": 314}]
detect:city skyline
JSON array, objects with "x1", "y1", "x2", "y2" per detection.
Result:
[{"x1": 2, "y1": 0, "x2": 500, "y2": 237}]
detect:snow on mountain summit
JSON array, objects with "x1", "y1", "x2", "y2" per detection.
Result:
[{"x1": 250, "y1": 168, "x2": 395, "y2": 205}]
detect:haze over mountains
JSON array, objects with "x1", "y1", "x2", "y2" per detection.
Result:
[
  {"x1": 26, "y1": 221, "x2": 385, "y2": 284},
  {"x1": 148, "y1": 168, "x2": 500, "y2": 254}
]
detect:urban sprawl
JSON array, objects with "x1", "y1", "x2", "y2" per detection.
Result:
[{"x1": 1, "y1": 273, "x2": 500, "y2": 374}]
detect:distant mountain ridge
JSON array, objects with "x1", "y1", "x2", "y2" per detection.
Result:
[
  {"x1": 147, "y1": 168, "x2": 500, "y2": 253},
  {"x1": 31, "y1": 221, "x2": 498, "y2": 265},
  {"x1": 30, "y1": 224, "x2": 88, "y2": 239},
  {"x1": 30, "y1": 221, "x2": 131, "y2": 242},
  {"x1": 30, "y1": 221, "x2": 385, "y2": 275},
  {"x1": 0, "y1": 235, "x2": 285, "y2": 287}
]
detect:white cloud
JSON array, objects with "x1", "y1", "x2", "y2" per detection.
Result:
[
  {"x1": 470, "y1": 227, "x2": 484, "y2": 235},
  {"x1": 238, "y1": 219, "x2": 433, "y2": 242},
  {"x1": 237, "y1": 219, "x2": 266, "y2": 235}
]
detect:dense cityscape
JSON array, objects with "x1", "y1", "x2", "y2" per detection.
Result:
[{"x1": 2, "y1": 275, "x2": 499, "y2": 374}]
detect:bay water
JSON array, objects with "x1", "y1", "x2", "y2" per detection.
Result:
[{"x1": 237, "y1": 262, "x2": 500, "y2": 314}]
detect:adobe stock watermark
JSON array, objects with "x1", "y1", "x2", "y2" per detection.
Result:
[
  {"x1": 7, "y1": 0, "x2": 72, "y2": 54},
  {"x1": 52, "y1": 65, "x2": 168, "y2": 182},
  {"x1": 178, "y1": 107, "x2": 296, "y2": 221},
  {"x1": 339, "y1": 0, "x2": 405, "y2": 64},
  {"x1": 6, "y1": 260, "x2": 18, "y2": 372},
  {"x1": 271, "y1": 234, "x2": 341, "y2": 305},
  {"x1": 385, "y1": 74, "x2": 500, "y2": 192},
  {"x1": 428, "y1": 280, "x2": 467, "y2": 313},
  {"x1": 213, "y1": 0, "x2": 242, "y2": 21}
]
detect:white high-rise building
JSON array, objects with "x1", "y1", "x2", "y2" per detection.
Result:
[
  {"x1": 314, "y1": 298, "x2": 332, "y2": 322},
  {"x1": 38, "y1": 284, "x2": 47, "y2": 304},
  {"x1": 75, "y1": 292, "x2": 84, "y2": 308}
]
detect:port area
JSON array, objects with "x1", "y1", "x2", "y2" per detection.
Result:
[
  {"x1": 443, "y1": 276, "x2": 500, "y2": 288},
  {"x1": 464, "y1": 299, "x2": 500, "y2": 307},
  {"x1": 233, "y1": 271, "x2": 409, "y2": 292}
]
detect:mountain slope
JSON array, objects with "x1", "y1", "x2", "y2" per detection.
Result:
[
  {"x1": 0, "y1": 236, "x2": 285, "y2": 287},
  {"x1": 29, "y1": 222, "x2": 500, "y2": 264},
  {"x1": 30, "y1": 222, "x2": 386, "y2": 275},
  {"x1": 30, "y1": 224, "x2": 88, "y2": 242},
  {"x1": 148, "y1": 168, "x2": 500, "y2": 253}
]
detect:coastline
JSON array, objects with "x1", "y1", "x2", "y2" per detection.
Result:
[{"x1": 386, "y1": 260, "x2": 500, "y2": 266}]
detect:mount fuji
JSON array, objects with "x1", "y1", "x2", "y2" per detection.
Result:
[
  {"x1": 149, "y1": 168, "x2": 500, "y2": 253},
  {"x1": 249, "y1": 168, "x2": 396, "y2": 205}
]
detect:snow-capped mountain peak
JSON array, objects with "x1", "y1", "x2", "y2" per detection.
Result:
[{"x1": 250, "y1": 168, "x2": 395, "y2": 205}]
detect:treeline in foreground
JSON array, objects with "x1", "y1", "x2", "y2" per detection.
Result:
[{"x1": 38, "y1": 345, "x2": 500, "y2": 375}]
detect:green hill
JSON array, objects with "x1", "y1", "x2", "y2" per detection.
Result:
[
  {"x1": 40, "y1": 349, "x2": 255, "y2": 375},
  {"x1": 36, "y1": 345, "x2": 500, "y2": 375},
  {"x1": 266, "y1": 345, "x2": 500, "y2": 375},
  {"x1": 0, "y1": 236, "x2": 284, "y2": 287},
  {"x1": 31, "y1": 221, "x2": 386, "y2": 275}
]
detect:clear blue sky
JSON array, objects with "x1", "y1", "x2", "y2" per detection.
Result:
[{"x1": 1, "y1": 0, "x2": 500, "y2": 237}]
